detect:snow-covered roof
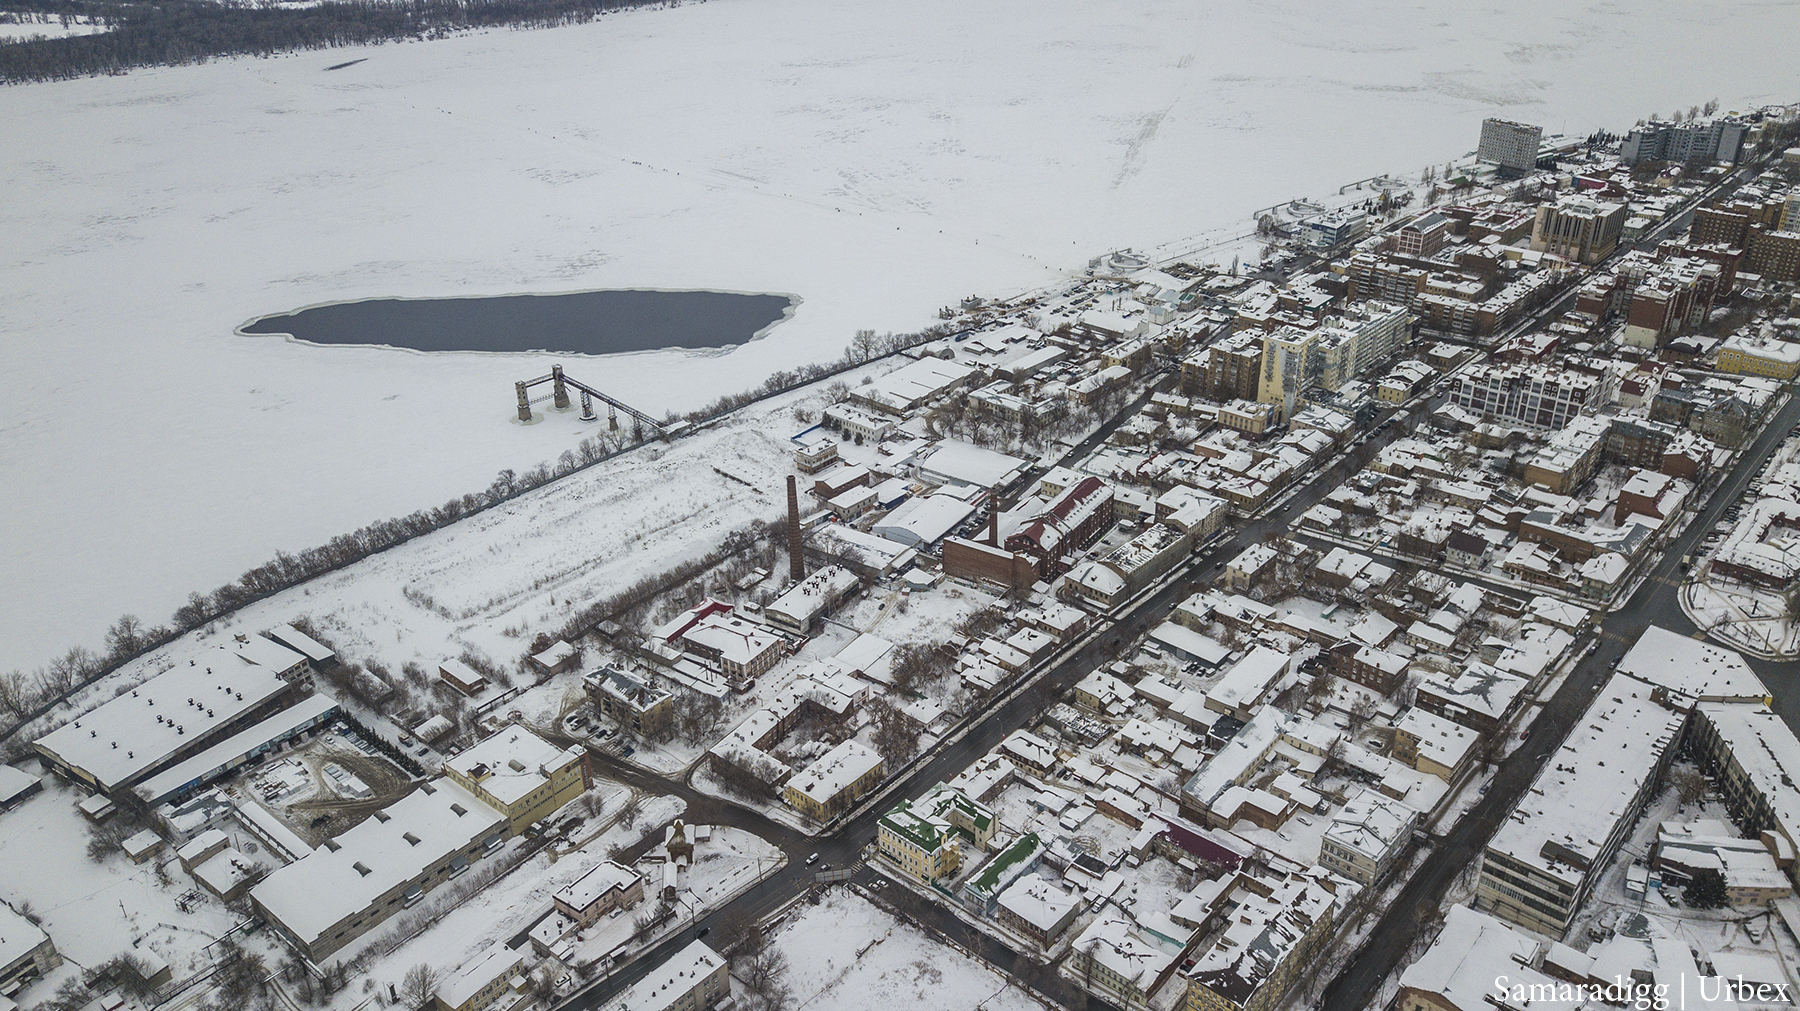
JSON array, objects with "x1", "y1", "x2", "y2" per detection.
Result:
[
  {"x1": 871, "y1": 493, "x2": 978, "y2": 547},
  {"x1": 0, "y1": 899, "x2": 51, "y2": 970},
  {"x1": 1323, "y1": 793, "x2": 1416, "y2": 862},
  {"x1": 995, "y1": 873, "x2": 1078, "y2": 932},
  {"x1": 0, "y1": 765, "x2": 38, "y2": 806},
  {"x1": 1395, "y1": 708, "x2": 1476, "y2": 771},
  {"x1": 444, "y1": 726, "x2": 582, "y2": 808},
  {"x1": 134, "y1": 693, "x2": 340, "y2": 804},
  {"x1": 913, "y1": 440, "x2": 1027, "y2": 489},
  {"x1": 1206, "y1": 647, "x2": 1290, "y2": 713},
  {"x1": 1182, "y1": 707, "x2": 1291, "y2": 809},
  {"x1": 1147, "y1": 622, "x2": 1229, "y2": 666},
  {"x1": 252, "y1": 779, "x2": 505, "y2": 950},
  {"x1": 1071, "y1": 916, "x2": 1170, "y2": 989},
  {"x1": 1416, "y1": 664, "x2": 1527, "y2": 723},
  {"x1": 1693, "y1": 703, "x2": 1800, "y2": 855},
  {"x1": 1617, "y1": 624, "x2": 1769, "y2": 707},
  {"x1": 556, "y1": 859, "x2": 641, "y2": 911},
  {"x1": 766, "y1": 566, "x2": 860, "y2": 626},
  {"x1": 785, "y1": 740, "x2": 882, "y2": 806},
  {"x1": 1001, "y1": 729, "x2": 1055, "y2": 769},
  {"x1": 679, "y1": 614, "x2": 780, "y2": 667},
  {"x1": 1398, "y1": 904, "x2": 1571, "y2": 1011},
  {"x1": 265, "y1": 624, "x2": 335, "y2": 664},
  {"x1": 599, "y1": 940, "x2": 724, "y2": 1011},
  {"x1": 1185, "y1": 869, "x2": 1346, "y2": 1005},
  {"x1": 436, "y1": 942, "x2": 523, "y2": 1009},
  {"x1": 1485, "y1": 674, "x2": 1684, "y2": 889},
  {"x1": 35, "y1": 642, "x2": 297, "y2": 791}
]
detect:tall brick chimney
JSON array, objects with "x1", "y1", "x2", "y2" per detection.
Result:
[
  {"x1": 787, "y1": 475, "x2": 804, "y2": 582},
  {"x1": 989, "y1": 487, "x2": 1000, "y2": 546}
]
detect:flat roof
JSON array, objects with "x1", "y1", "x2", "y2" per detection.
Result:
[
  {"x1": 601, "y1": 940, "x2": 724, "y2": 1011},
  {"x1": 252, "y1": 780, "x2": 505, "y2": 948},
  {"x1": 35, "y1": 641, "x2": 296, "y2": 790},
  {"x1": 444, "y1": 726, "x2": 582, "y2": 807},
  {"x1": 1485, "y1": 674, "x2": 1684, "y2": 888},
  {"x1": 436, "y1": 942, "x2": 523, "y2": 1008},
  {"x1": 557, "y1": 860, "x2": 640, "y2": 910},
  {"x1": 1617, "y1": 625, "x2": 1769, "y2": 707},
  {"x1": 786, "y1": 740, "x2": 882, "y2": 805},
  {"x1": 134, "y1": 693, "x2": 340, "y2": 804}
]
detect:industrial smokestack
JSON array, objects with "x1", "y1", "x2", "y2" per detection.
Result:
[
  {"x1": 787, "y1": 475, "x2": 804, "y2": 582},
  {"x1": 989, "y1": 487, "x2": 1000, "y2": 546}
]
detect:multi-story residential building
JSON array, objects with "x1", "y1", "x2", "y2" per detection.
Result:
[
  {"x1": 1748, "y1": 228, "x2": 1800, "y2": 283},
  {"x1": 1451, "y1": 363, "x2": 1608, "y2": 431},
  {"x1": 1620, "y1": 257, "x2": 1721, "y2": 348},
  {"x1": 441, "y1": 726, "x2": 591, "y2": 837},
  {"x1": 1319, "y1": 793, "x2": 1418, "y2": 885},
  {"x1": 994, "y1": 874, "x2": 1082, "y2": 946},
  {"x1": 1473, "y1": 674, "x2": 1683, "y2": 937},
  {"x1": 1605, "y1": 414, "x2": 1682, "y2": 471},
  {"x1": 1620, "y1": 116, "x2": 1749, "y2": 166},
  {"x1": 1531, "y1": 198, "x2": 1628, "y2": 264},
  {"x1": 1005, "y1": 476, "x2": 1115, "y2": 574},
  {"x1": 1521, "y1": 415, "x2": 1609, "y2": 493},
  {"x1": 782, "y1": 740, "x2": 884, "y2": 821},
  {"x1": 1394, "y1": 212, "x2": 1451, "y2": 257},
  {"x1": 1477, "y1": 118, "x2": 1542, "y2": 174},
  {"x1": 1412, "y1": 664, "x2": 1529, "y2": 739},
  {"x1": 1187, "y1": 332, "x2": 1264, "y2": 402},
  {"x1": 584, "y1": 667, "x2": 675, "y2": 738},
  {"x1": 1687, "y1": 703, "x2": 1800, "y2": 879}
]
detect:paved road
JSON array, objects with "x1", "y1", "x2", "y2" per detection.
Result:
[
  {"x1": 566, "y1": 158, "x2": 1779, "y2": 1011},
  {"x1": 1318, "y1": 372, "x2": 1800, "y2": 1011},
  {"x1": 557, "y1": 386, "x2": 1431, "y2": 1011}
]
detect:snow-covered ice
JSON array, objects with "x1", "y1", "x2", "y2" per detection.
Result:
[{"x1": 3, "y1": 0, "x2": 1798, "y2": 674}]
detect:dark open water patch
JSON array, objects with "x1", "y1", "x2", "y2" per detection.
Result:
[{"x1": 239, "y1": 288, "x2": 798, "y2": 355}]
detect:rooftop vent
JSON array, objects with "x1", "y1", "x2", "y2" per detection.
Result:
[
  {"x1": 374, "y1": 811, "x2": 391, "y2": 823},
  {"x1": 451, "y1": 804, "x2": 467, "y2": 817},
  {"x1": 403, "y1": 832, "x2": 421, "y2": 847},
  {"x1": 353, "y1": 861, "x2": 371, "y2": 877}
]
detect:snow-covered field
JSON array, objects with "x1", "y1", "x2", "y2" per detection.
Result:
[
  {"x1": 4, "y1": 0, "x2": 1798, "y2": 674},
  {"x1": 0, "y1": 777, "x2": 270, "y2": 985},
  {"x1": 771, "y1": 887, "x2": 1046, "y2": 1011}
]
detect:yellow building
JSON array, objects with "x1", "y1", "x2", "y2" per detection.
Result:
[
  {"x1": 1716, "y1": 332, "x2": 1800, "y2": 381},
  {"x1": 782, "y1": 740, "x2": 884, "y2": 821},
  {"x1": 441, "y1": 725, "x2": 591, "y2": 837},
  {"x1": 876, "y1": 783, "x2": 997, "y2": 883},
  {"x1": 434, "y1": 943, "x2": 526, "y2": 1011}
]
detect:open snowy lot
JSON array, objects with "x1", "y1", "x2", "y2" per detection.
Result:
[
  {"x1": 4, "y1": 0, "x2": 1798, "y2": 673},
  {"x1": 769, "y1": 887, "x2": 1047, "y2": 1011}
]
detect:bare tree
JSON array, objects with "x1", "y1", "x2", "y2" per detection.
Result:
[
  {"x1": 617, "y1": 792, "x2": 642, "y2": 828},
  {"x1": 868, "y1": 699, "x2": 919, "y2": 764},
  {"x1": 398, "y1": 963, "x2": 439, "y2": 1011},
  {"x1": 104, "y1": 614, "x2": 146, "y2": 659}
]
